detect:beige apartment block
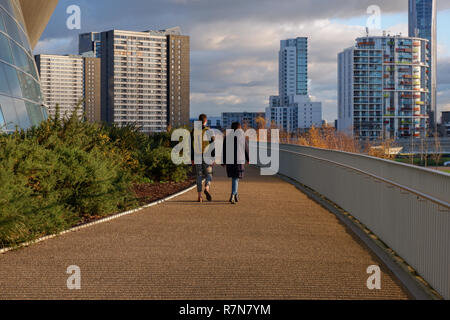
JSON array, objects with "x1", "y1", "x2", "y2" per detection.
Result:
[{"x1": 35, "y1": 54, "x2": 101, "y2": 122}]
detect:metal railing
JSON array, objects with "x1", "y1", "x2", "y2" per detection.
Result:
[
  {"x1": 395, "y1": 137, "x2": 450, "y2": 154},
  {"x1": 276, "y1": 144, "x2": 450, "y2": 299}
]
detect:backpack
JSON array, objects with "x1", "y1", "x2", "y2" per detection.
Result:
[{"x1": 191, "y1": 126, "x2": 213, "y2": 155}]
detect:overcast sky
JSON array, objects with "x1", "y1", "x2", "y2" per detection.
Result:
[{"x1": 34, "y1": 0, "x2": 450, "y2": 122}]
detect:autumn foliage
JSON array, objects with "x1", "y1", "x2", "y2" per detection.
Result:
[{"x1": 287, "y1": 126, "x2": 361, "y2": 153}]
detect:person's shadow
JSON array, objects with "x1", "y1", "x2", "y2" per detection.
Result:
[{"x1": 167, "y1": 200, "x2": 230, "y2": 206}]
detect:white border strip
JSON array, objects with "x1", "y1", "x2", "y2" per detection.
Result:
[{"x1": 0, "y1": 184, "x2": 197, "y2": 255}]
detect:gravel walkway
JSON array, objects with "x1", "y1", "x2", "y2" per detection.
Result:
[{"x1": 0, "y1": 166, "x2": 410, "y2": 300}]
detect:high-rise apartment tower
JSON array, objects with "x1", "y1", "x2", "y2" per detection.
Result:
[
  {"x1": 266, "y1": 37, "x2": 322, "y2": 132},
  {"x1": 338, "y1": 35, "x2": 430, "y2": 140},
  {"x1": 409, "y1": 0, "x2": 437, "y2": 129},
  {"x1": 279, "y1": 37, "x2": 308, "y2": 105},
  {"x1": 99, "y1": 27, "x2": 190, "y2": 133}
]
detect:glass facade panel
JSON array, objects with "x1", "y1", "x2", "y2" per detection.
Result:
[
  {"x1": 28, "y1": 55, "x2": 38, "y2": 78},
  {"x1": 0, "y1": 7, "x2": 5, "y2": 32},
  {"x1": 25, "y1": 101, "x2": 44, "y2": 127},
  {"x1": 0, "y1": 62, "x2": 9, "y2": 94},
  {"x1": 18, "y1": 70, "x2": 41, "y2": 101},
  {"x1": 1, "y1": 9, "x2": 23, "y2": 47},
  {"x1": 0, "y1": 105, "x2": 5, "y2": 128},
  {"x1": 10, "y1": 1, "x2": 26, "y2": 33},
  {"x1": 10, "y1": 39, "x2": 31, "y2": 73},
  {"x1": 13, "y1": 98, "x2": 30, "y2": 128},
  {"x1": 0, "y1": 0, "x2": 14, "y2": 16},
  {"x1": 0, "y1": 0, "x2": 47, "y2": 132},
  {"x1": 3, "y1": 62, "x2": 22, "y2": 97},
  {"x1": 41, "y1": 106, "x2": 48, "y2": 119},
  {"x1": 0, "y1": 94, "x2": 17, "y2": 131},
  {"x1": 0, "y1": 32, "x2": 13, "y2": 63},
  {"x1": 18, "y1": 26, "x2": 30, "y2": 53}
]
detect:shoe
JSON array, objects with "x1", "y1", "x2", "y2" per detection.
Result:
[
  {"x1": 235, "y1": 194, "x2": 239, "y2": 203},
  {"x1": 204, "y1": 190, "x2": 212, "y2": 202},
  {"x1": 230, "y1": 194, "x2": 237, "y2": 204}
]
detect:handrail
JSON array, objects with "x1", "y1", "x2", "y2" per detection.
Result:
[
  {"x1": 279, "y1": 143, "x2": 450, "y2": 177},
  {"x1": 279, "y1": 147, "x2": 450, "y2": 210}
]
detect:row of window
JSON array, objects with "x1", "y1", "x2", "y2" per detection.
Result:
[
  {"x1": 114, "y1": 78, "x2": 166, "y2": 84},
  {"x1": 114, "y1": 89, "x2": 166, "y2": 94},
  {"x1": 114, "y1": 35, "x2": 166, "y2": 42}
]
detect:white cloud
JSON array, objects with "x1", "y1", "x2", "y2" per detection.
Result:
[{"x1": 34, "y1": 37, "x2": 77, "y2": 55}]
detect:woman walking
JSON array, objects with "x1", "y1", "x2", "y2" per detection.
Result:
[{"x1": 222, "y1": 122, "x2": 249, "y2": 204}]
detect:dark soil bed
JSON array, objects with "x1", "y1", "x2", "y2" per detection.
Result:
[
  {"x1": 76, "y1": 178, "x2": 196, "y2": 226},
  {"x1": 133, "y1": 177, "x2": 196, "y2": 205}
]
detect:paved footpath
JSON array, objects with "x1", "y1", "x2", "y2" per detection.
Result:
[{"x1": 0, "y1": 166, "x2": 410, "y2": 300}]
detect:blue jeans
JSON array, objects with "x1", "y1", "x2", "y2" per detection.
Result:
[
  {"x1": 195, "y1": 164, "x2": 213, "y2": 192},
  {"x1": 232, "y1": 178, "x2": 239, "y2": 195}
]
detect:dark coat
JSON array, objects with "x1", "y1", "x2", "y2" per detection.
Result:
[{"x1": 222, "y1": 135, "x2": 250, "y2": 179}]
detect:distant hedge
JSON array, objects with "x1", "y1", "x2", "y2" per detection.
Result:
[{"x1": 0, "y1": 112, "x2": 190, "y2": 247}]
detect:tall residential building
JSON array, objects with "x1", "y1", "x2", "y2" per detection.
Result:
[
  {"x1": 338, "y1": 35, "x2": 430, "y2": 140},
  {"x1": 221, "y1": 112, "x2": 265, "y2": 129},
  {"x1": 35, "y1": 54, "x2": 101, "y2": 122},
  {"x1": 0, "y1": 0, "x2": 58, "y2": 133},
  {"x1": 167, "y1": 33, "x2": 190, "y2": 128},
  {"x1": 409, "y1": 0, "x2": 437, "y2": 129},
  {"x1": 36, "y1": 54, "x2": 83, "y2": 119},
  {"x1": 99, "y1": 27, "x2": 190, "y2": 133},
  {"x1": 79, "y1": 32, "x2": 101, "y2": 58},
  {"x1": 279, "y1": 37, "x2": 308, "y2": 105},
  {"x1": 266, "y1": 37, "x2": 322, "y2": 132},
  {"x1": 83, "y1": 57, "x2": 101, "y2": 123}
]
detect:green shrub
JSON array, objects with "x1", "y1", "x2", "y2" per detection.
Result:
[
  {"x1": 103, "y1": 123, "x2": 190, "y2": 182},
  {"x1": 140, "y1": 146, "x2": 188, "y2": 183},
  {"x1": 0, "y1": 113, "x2": 191, "y2": 247},
  {"x1": 0, "y1": 136, "x2": 72, "y2": 245},
  {"x1": 0, "y1": 114, "x2": 136, "y2": 247}
]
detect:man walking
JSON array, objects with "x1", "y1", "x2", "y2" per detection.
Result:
[{"x1": 191, "y1": 114, "x2": 214, "y2": 203}]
